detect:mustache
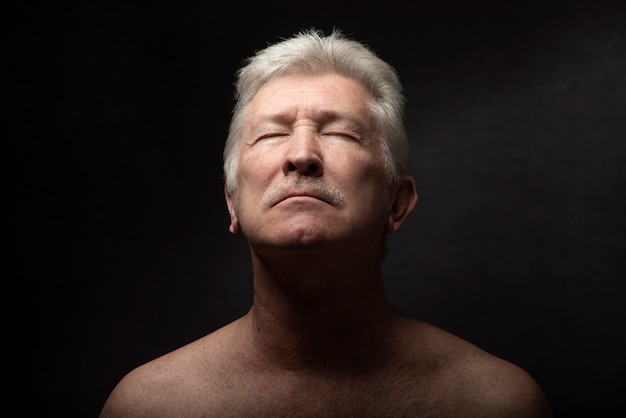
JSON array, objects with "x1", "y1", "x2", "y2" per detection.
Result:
[{"x1": 260, "y1": 176, "x2": 345, "y2": 208}]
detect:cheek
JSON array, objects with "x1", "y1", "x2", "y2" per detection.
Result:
[
  {"x1": 333, "y1": 148, "x2": 386, "y2": 182},
  {"x1": 235, "y1": 152, "x2": 280, "y2": 217},
  {"x1": 238, "y1": 152, "x2": 277, "y2": 186},
  {"x1": 332, "y1": 158, "x2": 391, "y2": 204}
]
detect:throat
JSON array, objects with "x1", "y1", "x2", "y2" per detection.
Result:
[{"x1": 244, "y1": 247, "x2": 398, "y2": 373}]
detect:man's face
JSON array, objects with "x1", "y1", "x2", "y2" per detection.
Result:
[{"x1": 225, "y1": 73, "x2": 396, "y2": 254}]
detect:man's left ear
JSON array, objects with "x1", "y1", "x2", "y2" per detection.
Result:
[{"x1": 387, "y1": 175, "x2": 418, "y2": 233}]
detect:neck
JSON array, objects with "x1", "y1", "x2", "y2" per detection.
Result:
[{"x1": 240, "y1": 246, "x2": 401, "y2": 374}]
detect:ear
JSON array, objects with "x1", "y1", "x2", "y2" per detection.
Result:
[
  {"x1": 224, "y1": 182, "x2": 241, "y2": 234},
  {"x1": 386, "y1": 175, "x2": 418, "y2": 233}
]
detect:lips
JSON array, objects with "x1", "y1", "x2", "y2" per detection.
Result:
[
  {"x1": 277, "y1": 191, "x2": 329, "y2": 205},
  {"x1": 260, "y1": 178, "x2": 346, "y2": 209}
]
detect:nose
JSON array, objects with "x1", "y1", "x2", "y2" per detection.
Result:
[{"x1": 283, "y1": 129, "x2": 324, "y2": 177}]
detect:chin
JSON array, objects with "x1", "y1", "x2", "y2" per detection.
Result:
[
  {"x1": 281, "y1": 231, "x2": 330, "y2": 249},
  {"x1": 265, "y1": 226, "x2": 334, "y2": 251}
]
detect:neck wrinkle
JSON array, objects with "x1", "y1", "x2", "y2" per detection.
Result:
[{"x1": 242, "y1": 248, "x2": 400, "y2": 375}]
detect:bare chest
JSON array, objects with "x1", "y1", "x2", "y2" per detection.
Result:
[{"x1": 201, "y1": 371, "x2": 450, "y2": 417}]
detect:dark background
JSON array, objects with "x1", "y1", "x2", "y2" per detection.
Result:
[{"x1": 14, "y1": 0, "x2": 626, "y2": 416}]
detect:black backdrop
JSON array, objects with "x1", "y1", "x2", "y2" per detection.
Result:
[{"x1": 14, "y1": 0, "x2": 626, "y2": 416}]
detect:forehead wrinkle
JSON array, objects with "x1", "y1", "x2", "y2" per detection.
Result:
[
  {"x1": 248, "y1": 110, "x2": 295, "y2": 131},
  {"x1": 249, "y1": 74, "x2": 375, "y2": 123},
  {"x1": 248, "y1": 108, "x2": 370, "y2": 133}
]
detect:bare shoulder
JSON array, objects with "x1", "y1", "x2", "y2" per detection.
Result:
[
  {"x1": 99, "y1": 322, "x2": 237, "y2": 418},
  {"x1": 98, "y1": 355, "x2": 174, "y2": 418},
  {"x1": 449, "y1": 348, "x2": 554, "y2": 417},
  {"x1": 402, "y1": 319, "x2": 554, "y2": 417}
]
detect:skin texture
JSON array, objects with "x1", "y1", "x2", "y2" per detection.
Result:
[{"x1": 99, "y1": 73, "x2": 554, "y2": 417}]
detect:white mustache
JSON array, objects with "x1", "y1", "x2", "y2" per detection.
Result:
[{"x1": 260, "y1": 176, "x2": 345, "y2": 208}]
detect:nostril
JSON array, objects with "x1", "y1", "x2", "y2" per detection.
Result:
[
  {"x1": 287, "y1": 161, "x2": 322, "y2": 176},
  {"x1": 307, "y1": 162, "x2": 320, "y2": 175}
]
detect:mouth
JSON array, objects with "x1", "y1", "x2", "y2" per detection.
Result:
[
  {"x1": 260, "y1": 178, "x2": 346, "y2": 209},
  {"x1": 277, "y1": 191, "x2": 330, "y2": 206}
]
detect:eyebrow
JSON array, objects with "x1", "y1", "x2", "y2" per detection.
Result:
[
  {"x1": 248, "y1": 111, "x2": 294, "y2": 131},
  {"x1": 249, "y1": 109, "x2": 369, "y2": 133}
]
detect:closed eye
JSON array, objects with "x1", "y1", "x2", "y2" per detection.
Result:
[
  {"x1": 255, "y1": 133, "x2": 289, "y2": 142},
  {"x1": 323, "y1": 132, "x2": 360, "y2": 141}
]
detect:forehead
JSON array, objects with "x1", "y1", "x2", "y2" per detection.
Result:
[{"x1": 247, "y1": 73, "x2": 375, "y2": 123}]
